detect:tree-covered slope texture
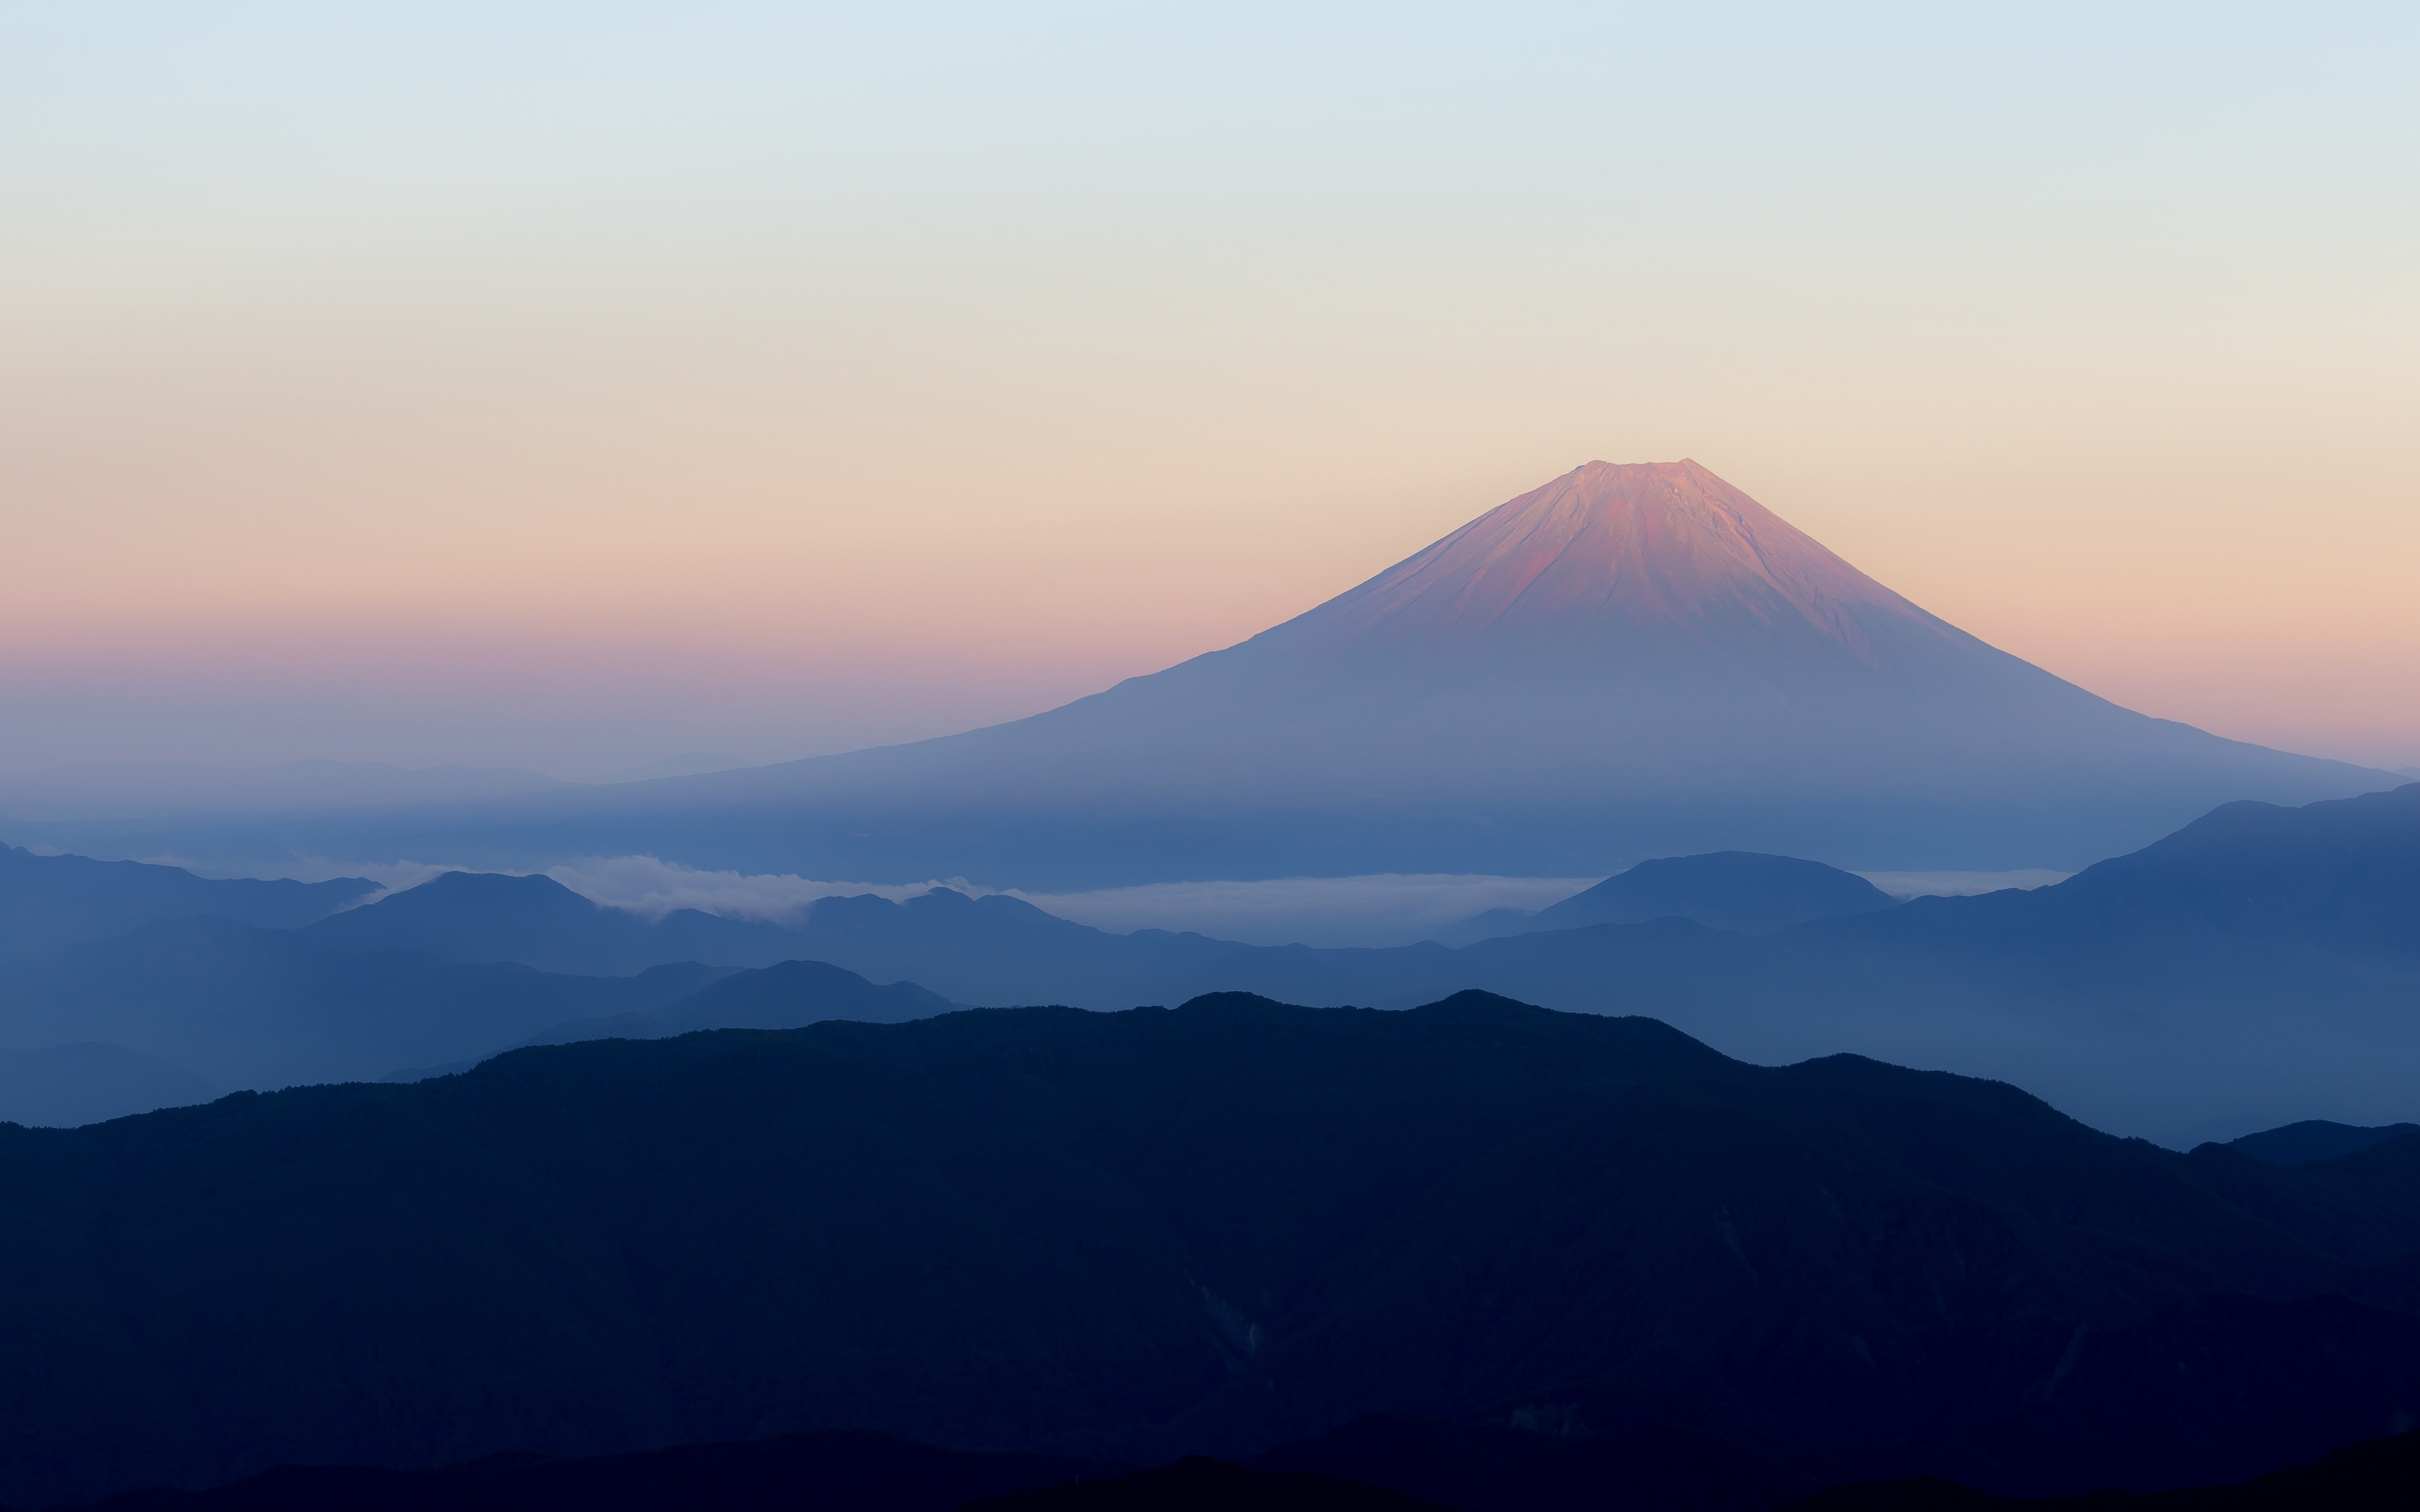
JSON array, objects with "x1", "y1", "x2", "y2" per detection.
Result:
[
  {"x1": 1790, "y1": 1425, "x2": 2420, "y2": 1510},
  {"x1": 964, "y1": 1455, "x2": 1446, "y2": 1511},
  {"x1": 4, "y1": 994, "x2": 2420, "y2": 1506},
  {"x1": 57, "y1": 1430, "x2": 1116, "y2": 1512}
]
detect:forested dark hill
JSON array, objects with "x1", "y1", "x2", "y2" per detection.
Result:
[{"x1": 3, "y1": 992, "x2": 2418, "y2": 1508}]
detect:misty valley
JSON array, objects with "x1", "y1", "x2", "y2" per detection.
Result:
[
  {"x1": 2, "y1": 798, "x2": 2417, "y2": 1511},
  {"x1": 4, "y1": 464, "x2": 2417, "y2": 1510}
]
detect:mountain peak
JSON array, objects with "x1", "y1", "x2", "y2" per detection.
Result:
[
  {"x1": 1258, "y1": 459, "x2": 1942, "y2": 663},
  {"x1": 337, "y1": 459, "x2": 2386, "y2": 890}
]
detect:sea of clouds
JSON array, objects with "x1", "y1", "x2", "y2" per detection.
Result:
[
  {"x1": 168, "y1": 853, "x2": 2069, "y2": 946},
  {"x1": 550, "y1": 860, "x2": 1604, "y2": 947},
  {"x1": 1856, "y1": 869, "x2": 2071, "y2": 899}
]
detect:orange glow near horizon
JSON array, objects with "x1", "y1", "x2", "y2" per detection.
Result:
[{"x1": 3, "y1": 8, "x2": 2415, "y2": 781}]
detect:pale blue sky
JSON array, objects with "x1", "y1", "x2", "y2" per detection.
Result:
[{"x1": 3, "y1": 4, "x2": 2415, "y2": 778}]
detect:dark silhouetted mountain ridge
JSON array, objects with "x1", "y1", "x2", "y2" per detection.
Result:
[
  {"x1": 1790, "y1": 1425, "x2": 2420, "y2": 1509},
  {"x1": 3, "y1": 993, "x2": 2420, "y2": 1506},
  {"x1": 965, "y1": 1455, "x2": 1446, "y2": 1511},
  {"x1": 61, "y1": 1429, "x2": 1117, "y2": 1512},
  {"x1": 2231, "y1": 1120, "x2": 2420, "y2": 1167}
]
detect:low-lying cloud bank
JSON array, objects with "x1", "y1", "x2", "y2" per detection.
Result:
[
  {"x1": 191, "y1": 855, "x2": 2074, "y2": 946},
  {"x1": 545, "y1": 855, "x2": 946, "y2": 922},
  {"x1": 228, "y1": 854, "x2": 1602, "y2": 945},
  {"x1": 1017, "y1": 874, "x2": 1603, "y2": 947},
  {"x1": 1856, "y1": 869, "x2": 2071, "y2": 899},
  {"x1": 548, "y1": 860, "x2": 1604, "y2": 947}
]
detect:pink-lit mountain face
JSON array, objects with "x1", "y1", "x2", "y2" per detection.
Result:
[
  {"x1": 494, "y1": 458, "x2": 2380, "y2": 884},
  {"x1": 1266, "y1": 459, "x2": 1938, "y2": 662},
  {"x1": 1081, "y1": 459, "x2": 2055, "y2": 773},
  {"x1": 128, "y1": 462, "x2": 2394, "y2": 886}
]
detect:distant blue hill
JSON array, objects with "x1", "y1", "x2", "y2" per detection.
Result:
[
  {"x1": 1433, "y1": 851, "x2": 1897, "y2": 944},
  {"x1": 0, "y1": 921, "x2": 957, "y2": 1115},
  {"x1": 232, "y1": 783, "x2": 2420, "y2": 1144},
  {"x1": 5, "y1": 785, "x2": 2414, "y2": 1142},
  {"x1": 0, "y1": 843, "x2": 373, "y2": 961}
]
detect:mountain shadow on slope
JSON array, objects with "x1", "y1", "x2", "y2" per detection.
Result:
[{"x1": 5, "y1": 992, "x2": 2420, "y2": 1506}]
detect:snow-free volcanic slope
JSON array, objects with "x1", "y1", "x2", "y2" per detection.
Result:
[
  {"x1": 47, "y1": 461, "x2": 2391, "y2": 886},
  {"x1": 1267, "y1": 458, "x2": 1932, "y2": 655}
]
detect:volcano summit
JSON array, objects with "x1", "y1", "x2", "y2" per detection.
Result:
[{"x1": 43, "y1": 462, "x2": 2391, "y2": 886}]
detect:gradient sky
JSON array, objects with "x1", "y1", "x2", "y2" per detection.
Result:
[{"x1": 5, "y1": 3, "x2": 2416, "y2": 782}]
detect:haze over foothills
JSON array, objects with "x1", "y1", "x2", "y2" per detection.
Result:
[
  {"x1": 11, "y1": 10, "x2": 2420, "y2": 1511},
  {"x1": 6, "y1": 5, "x2": 2419, "y2": 785}
]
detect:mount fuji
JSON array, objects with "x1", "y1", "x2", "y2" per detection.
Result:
[{"x1": 20, "y1": 461, "x2": 2390, "y2": 886}]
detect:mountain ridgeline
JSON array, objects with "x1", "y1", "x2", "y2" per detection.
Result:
[
  {"x1": 0, "y1": 848, "x2": 966, "y2": 1113},
  {"x1": 2, "y1": 785, "x2": 2416, "y2": 1141},
  {"x1": 1432, "y1": 851, "x2": 1897, "y2": 945},
  {"x1": 0, "y1": 462, "x2": 2411, "y2": 1512},
  {"x1": 4, "y1": 991, "x2": 2420, "y2": 1510},
  {"x1": 0, "y1": 844, "x2": 374, "y2": 962},
  {"x1": 2, "y1": 462, "x2": 2393, "y2": 886}
]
